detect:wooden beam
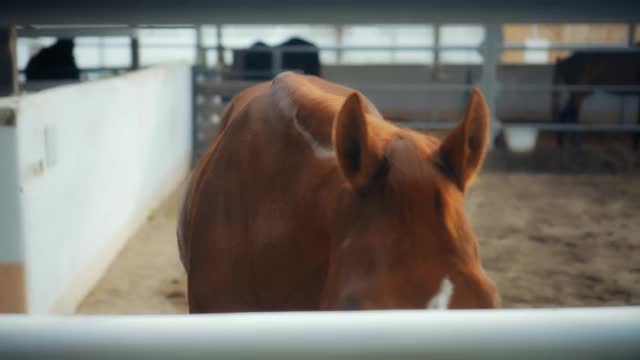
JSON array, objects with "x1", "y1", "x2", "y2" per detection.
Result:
[{"x1": 0, "y1": 27, "x2": 18, "y2": 97}]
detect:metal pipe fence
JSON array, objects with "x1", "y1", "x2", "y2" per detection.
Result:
[{"x1": 1, "y1": 307, "x2": 639, "y2": 360}]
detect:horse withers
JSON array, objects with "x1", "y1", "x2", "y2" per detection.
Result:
[{"x1": 178, "y1": 72, "x2": 500, "y2": 312}]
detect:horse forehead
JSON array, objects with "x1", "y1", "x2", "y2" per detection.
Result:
[
  {"x1": 385, "y1": 132, "x2": 440, "y2": 164},
  {"x1": 385, "y1": 137, "x2": 443, "y2": 192}
]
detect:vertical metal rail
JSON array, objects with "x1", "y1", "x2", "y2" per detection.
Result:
[
  {"x1": 129, "y1": 29, "x2": 140, "y2": 70},
  {"x1": 432, "y1": 23, "x2": 440, "y2": 81},
  {"x1": 195, "y1": 25, "x2": 206, "y2": 66},
  {"x1": 0, "y1": 27, "x2": 18, "y2": 97},
  {"x1": 216, "y1": 24, "x2": 225, "y2": 72},
  {"x1": 480, "y1": 24, "x2": 503, "y2": 148},
  {"x1": 335, "y1": 24, "x2": 344, "y2": 64},
  {"x1": 191, "y1": 66, "x2": 200, "y2": 166}
]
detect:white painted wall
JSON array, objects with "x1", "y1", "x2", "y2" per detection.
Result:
[{"x1": 0, "y1": 64, "x2": 191, "y2": 314}]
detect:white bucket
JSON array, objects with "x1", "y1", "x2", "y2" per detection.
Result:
[{"x1": 504, "y1": 127, "x2": 538, "y2": 153}]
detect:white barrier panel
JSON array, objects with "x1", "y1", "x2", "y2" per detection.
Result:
[
  {"x1": 1, "y1": 307, "x2": 640, "y2": 360},
  {"x1": 0, "y1": 64, "x2": 192, "y2": 314}
]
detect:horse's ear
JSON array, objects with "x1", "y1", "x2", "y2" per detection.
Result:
[
  {"x1": 333, "y1": 92, "x2": 383, "y2": 189},
  {"x1": 437, "y1": 88, "x2": 489, "y2": 192}
]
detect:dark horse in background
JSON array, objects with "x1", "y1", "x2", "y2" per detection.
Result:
[
  {"x1": 25, "y1": 38, "x2": 80, "y2": 81},
  {"x1": 232, "y1": 37, "x2": 321, "y2": 80},
  {"x1": 552, "y1": 49, "x2": 640, "y2": 148}
]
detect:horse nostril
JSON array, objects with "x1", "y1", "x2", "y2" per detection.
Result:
[{"x1": 342, "y1": 296, "x2": 361, "y2": 311}]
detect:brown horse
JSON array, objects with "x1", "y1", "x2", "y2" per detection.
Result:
[
  {"x1": 178, "y1": 72, "x2": 499, "y2": 313},
  {"x1": 552, "y1": 50, "x2": 640, "y2": 146}
]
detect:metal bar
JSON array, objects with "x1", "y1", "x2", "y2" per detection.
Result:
[
  {"x1": 502, "y1": 43, "x2": 638, "y2": 51},
  {"x1": 18, "y1": 67, "x2": 130, "y2": 74},
  {"x1": 500, "y1": 84, "x2": 640, "y2": 92},
  {"x1": 504, "y1": 122, "x2": 640, "y2": 132},
  {"x1": 272, "y1": 48, "x2": 283, "y2": 74},
  {"x1": 196, "y1": 81, "x2": 475, "y2": 94},
  {"x1": 432, "y1": 23, "x2": 440, "y2": 80},
  {"x1": 401, "y1": 121, "x2": 456, "y2": 130},
  {"x1": 130, "y1": 33, "x2": 139, "y2": 70},
  {"x1": 200, "y1": 45, "x2": 481, "y2": 52},
  {"x1": 216, "y1": 24, "x2": 225, "y2": 70},
  {"x1": 343, "y1": 83, "x2": 475, "y2": 91},
  {"x1": 1, "y1": 308, "x2": 640, "y2": 360},
  {"x1": 480, "y1": 24, "x2": 502, "y2": 148},
  {"x1": 0, "y1": 27, "x2": 18, "y2": 97},
  {"x1": 25, "y1": 43, "x2": 628, "y2": 52},
  {"x1": 16, "y1": 26, "x2": 136, "y2": 38},
  {"x1": 15, "y1": 43, "x2": 197, "y2": 48},
  {"x1": 191, "y1": 66, "x2": 200, "y2": 165},
  {"x1": 335, "y1": 24, "x2": 344, "y2": 64},
  {"x1": 195, "y1": 25, "x2": 205, "y2": 66},
  {"x1": 196, "y1": 81, "x2": 640, "y2": 94}
]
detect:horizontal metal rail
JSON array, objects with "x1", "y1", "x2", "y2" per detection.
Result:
[
  {"x1": 16, "y1": 42, "x2": 635, "y2": 54},
  {"x1": 196, "y1": 81, "x2": 640, "y2": 94},
  {"x1": 207, "y1": 45, "x2": 482, "y2": 52},
  {"x1": 502, "y1": 43, "x2": 639, "y2": 51},
  {"x1": 28, "y1": 43, "x2": 632, "y2": 52},
  {"x1": 503, "y1": 123, "x2": 640, "y2": 132},
  {"x1": 1, "y1": 307, "x2": 639, "y2": 360},
  {"x1": 18, "y1": 67, "x2": 130, "y2": 74},
  {"x1": 341, "y1": 82, "x2": 475, "y2": 92},
  {"x1": 399, "y1": 121, "x2": 457, "y2": 130},
  {"x1": 500, "y1": 84, "x2": 640, "y2": 92},
  {"x1": 16, "y1": 26, "x2": 136, "y2": 38},
  {"x1": 206, "y1": 44, "x2": 638, "y2": 53}
]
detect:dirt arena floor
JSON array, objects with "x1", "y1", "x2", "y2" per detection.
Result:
[{"x1": 77, "y1": 165, "x2": 640, "y2": 313}]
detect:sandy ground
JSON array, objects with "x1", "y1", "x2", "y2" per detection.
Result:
[
  {"x1": 76, "y1": 188, "x2": 188, "y2": 314},
  {"x1": 76, "y1": 172, "x2": 640, "y2": 314},
  {"x1": 469, "y1": 173, "x2": 640, "y2": 308}
]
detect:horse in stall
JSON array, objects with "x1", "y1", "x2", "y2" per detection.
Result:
[
  {"x1": 25, "y1": 38, "x2": 80, "y2": 81},
  {"x1": 552, "y1": 49, "x2": 640, "y2": 148},
  {"x1": 231, "y1": 37, "x2": 321, "y2": 81},
  {"x1": 178, "y1": 72, "x2": 500, "y2": 313}
]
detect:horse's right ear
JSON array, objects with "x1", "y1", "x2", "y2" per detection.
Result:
[
  {"x1": 333, "y1": 92, "x2": 383, "y2": 189},
  {"x1": 437, "y1": 88, "x2": 490, "y2": 192}
]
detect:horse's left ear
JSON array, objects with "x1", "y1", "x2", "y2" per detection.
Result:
[
  {"x1": 333, "y1": 92, "x2": 384, "y2": 189},
  {"x1": 437, "y1": 88, "x2": 489, "y2": 192}
]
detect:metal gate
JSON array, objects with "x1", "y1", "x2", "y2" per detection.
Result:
[{"x1": 191, "y1": 66, "x2": 260, "y2": 164}]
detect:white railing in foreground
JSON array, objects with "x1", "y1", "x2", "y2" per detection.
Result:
[{"x1": 1, "y1": 307, "x2": 639, "y2": 360}]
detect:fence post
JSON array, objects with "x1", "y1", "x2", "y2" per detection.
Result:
[
  {"x1": 130, "y1": 30, "x2": 140, "y2": 70},
  {"x1": 0, "y1": 27, "x2": 18, "y2": 97},
  {"x1": 195, "y1": 25, "x2": 206, "y2": 67},
  {"x1": 480, "y1": 24, "x2": 502, "y2": 149}
]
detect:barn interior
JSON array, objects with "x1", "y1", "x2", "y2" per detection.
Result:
[{"x1": 1, "y1": 1, "x2": 640, "y2": 358}]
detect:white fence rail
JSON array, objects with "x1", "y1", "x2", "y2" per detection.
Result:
[{"x1": 1, "y1": 307, "x2": 640, "y2": 360}]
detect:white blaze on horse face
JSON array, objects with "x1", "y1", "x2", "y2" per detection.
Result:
[{"x1": 427, "y1": 277, "x2": 454, "y2": 310}]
